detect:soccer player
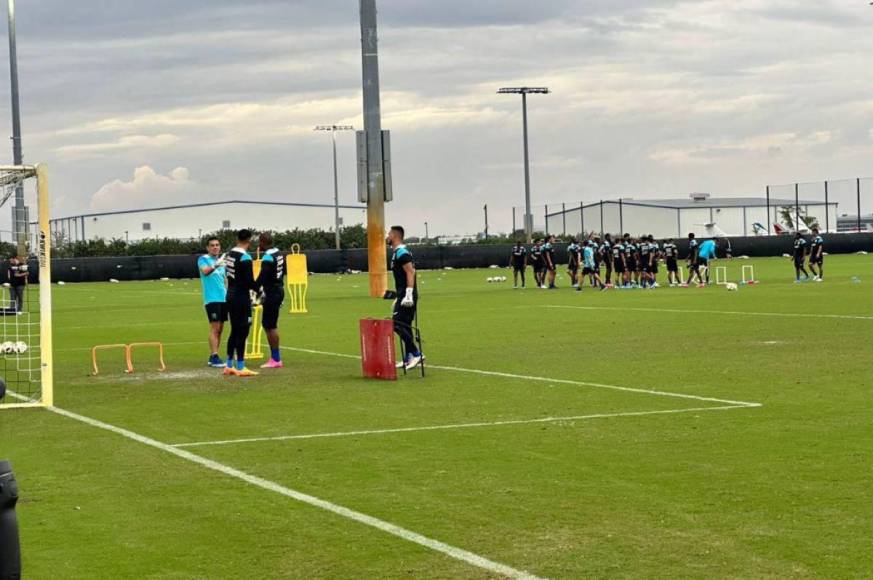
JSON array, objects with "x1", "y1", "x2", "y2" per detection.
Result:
[
  {"x1": 7, "y1": 256, "x2": 27, "y2": 313},
  {"x1": 663, "y1": 238, "x2": 680, "y2": 286},
  {"x1": 197, "y1": 238, "x2": 227, "y2": 368},
  {"x1": 566, "y1": 239, "x2": 582, "y2": 289},
  {"x1": 600, "y1": 234, "x2": 613, "y2": 286},
  {"x1": 793, "y1": 231, "x2": 810, "y2": 283},
  {"x1": 388, "y1": 226, "x2": 424, "y2": 370},
  {"x1": 623, "y1": 234, "x2": 637, "y2": 287},
  {"x1": 647, "y1": 235, "x2": 660, "y2": 288},
  {"x1": 510, "y1": 241, "x2": 528, "y2": 289},
  {"x1": 686, "y1": 233, "x2": 701, "y2": 286},
  {"x1": 543, "y1": 235, "x2": 557, "y2": 289},
  {"x1": 530, "y1": 240, "x2": 545, "y2": 289},
  {"x1": 223, "y1": 229, "x2": 258, "y2": 376},
  {"x1": 256, "y1": 231, "x2": 286, "y2": 369},
  {"x1": 697, "y1": 238, "x2": 717, "y2": 285},
  {"x1": 612, "y1": 237, "x2": 626, "y2": 286},
  {"x1": 582, "y1": 241, "x2": 606, "y2": 290},
  {"x1": 809, "y1": 228, "x2": 824, "y2": 282},
  {"x1": 639, "y1": 236, "x2": 652, "y2": 288}
]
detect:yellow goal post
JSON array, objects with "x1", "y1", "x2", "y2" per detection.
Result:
[{"x1": 0, "y1": 164, "x2": 53, "y2": 409}]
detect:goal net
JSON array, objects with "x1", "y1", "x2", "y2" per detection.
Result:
[{"x1": 0, "y1": 164, "x2": 53, "y2": 409}]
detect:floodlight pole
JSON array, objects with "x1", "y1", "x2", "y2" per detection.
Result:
[
  {"x1": 498, "y1": 87, "x2": 550, "y2": 243},
  {"x1": 360, "y1": 0, "x2": 388, "y2": 297},
  {"x1": 6, "y1": 0, "x2": 25, "y2": 254},
  {"x1": 315, "y1": 125, "x2": 354, "y2": 250}
]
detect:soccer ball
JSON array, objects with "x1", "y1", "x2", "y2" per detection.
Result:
[
  {"x1": 15, "y1": 341, "x2": 27, "y2": 354},
  {"x1": 486, "y1": 277, "x2": 494, "y2": 283},
  {"x1": 726, "y1": 283, "x2": 738, "y2": 292},
  {"x1": 1, "y1": 342, "x2": 13, "y2": 354}
]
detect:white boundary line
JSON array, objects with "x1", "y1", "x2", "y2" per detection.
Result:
[
  {"x1": 172, "y1": 405, "x2": 751, "y2": 448},
  {"x1": 543, "y1": 304, "x2": 873, "y2": 322},
  {"x1": 281, "y1": 346, "x2": 762, "y2": 408},
  {"x1": 6, "y1": 390, "x2": 542, "y2": 580}
]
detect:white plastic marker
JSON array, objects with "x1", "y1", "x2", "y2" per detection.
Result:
[{"x1": 7, "y1": 390, "x2": 543, "y2": 580}]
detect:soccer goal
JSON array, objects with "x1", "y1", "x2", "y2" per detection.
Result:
[{"x1": 0, "y1": 164, "x2": 53, "y2": 409}]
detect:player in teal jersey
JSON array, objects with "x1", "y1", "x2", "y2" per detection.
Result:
[{"x1": 197, "y1": 237, "x2": 228, "y2": 368}]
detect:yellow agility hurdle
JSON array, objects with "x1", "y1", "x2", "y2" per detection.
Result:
[
  {"x1": 91, "y1": 344, "x2": 132, "y2": 376},
  {"x1": 128, "y1": 342, "x2": 167, "y2": 374},
  {"x1": 286, "y1": 243, "x2": 308, "y2": 314}
]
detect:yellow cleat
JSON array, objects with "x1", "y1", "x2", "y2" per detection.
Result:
[{"x1": 235, "y1": 367, "x2": 259, "y2": 377}]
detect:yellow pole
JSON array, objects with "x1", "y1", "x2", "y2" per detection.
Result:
[
  {"x1": 36, "y1": 163, "x2": 53, "y2": 407},
  {"x1": 367, "y1": 201, "x2": 387, "y2": 297}
]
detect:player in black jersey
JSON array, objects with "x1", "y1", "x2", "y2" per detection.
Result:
[
  {"x1": 530, "y1": 240, "x2": 545, "y2": 288},
  {"x1": 510, "y1": 241, "x2": 528, "y2": 289},
  {"x1": 600, "y1": 234, "x2": 613, "y2": 286},
  {"x1": 256, "y1": 231, "x2": 286, "y2": 369},
  {"x1": 663, "y1": 239, "x2": 680, "y2": 286},
  {"x1": 793, "y1": 232, "x2": 810, "y2": 282},
  {"x1": 223, "y1": 229, "x2": 258, "y2": 376},
  {"x1": 808, "y1": 227, "x2": 824, "y2": 282},
  {"x1": 389, "y1": 226, "x2": 424, "y2": 370}
]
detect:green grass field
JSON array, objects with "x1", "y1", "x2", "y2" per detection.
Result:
[{"x1": 3, "y1": 255, "x2": 873, "y2": 579}]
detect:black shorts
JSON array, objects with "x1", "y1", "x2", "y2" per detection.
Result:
[
  {"x1": 262, "y1": 289, "x2": 284, "y2": 330},
  {"x1": 205, "y1": 302, "x2": 227, "y2": 323},
  {"x1": 626, "y1": 259, "x2": 637, "y2": 272},
  {"x1": 698, "y1": 257, "x2": 709, "y2": 268},
  {"x1": 651, "y1": 262, "x2": 659, "y2": 274},
  {"x1": 809, "y1": 255, "x2": 823, "y2": 265},
  {"x1": 512, "y1": 263, "x2": 525, "y2": 272},
  {"x1": 392, "y1": 300, "x2": 417, "y2": 330},
  {"x1": 666, "y1": 258, "x2": 678, "y2": 272},
  {"x1": 614, "y1": 262, "x2": 626, "y2": 274},
  {"x1": 227, "y1": 297, "x2": 252, "y2": 329},
  {"x1": 603, "y1": 258, "x2": 613, "y2": 271},
  {"x1": 641, "y1": 261, "x2": 651, "y2": 273},
  {"x1": 582, "y1": 267, "x2": 595, "y2": 275},
  {"x1": 794, "y1": 256, "x2": 805, "y2": 269}
]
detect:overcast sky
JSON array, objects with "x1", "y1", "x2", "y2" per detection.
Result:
[{"x1": 2, "y1": 0, "x2": 872, "y2": 237}]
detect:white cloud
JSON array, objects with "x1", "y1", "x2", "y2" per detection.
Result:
[
  {"x1": 89, "y1": 166, "x2": 198, "y2": 211},
  {"x1": 55, "y1": 134, "x2": 180, "y2": 157}
]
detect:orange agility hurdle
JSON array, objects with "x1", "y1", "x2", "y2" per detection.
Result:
[
  {"x1": 92, "y1": 344, "x2": 132, "y2": 376},
  {"x1": 127, "y1": 342, "x2": 167, "y2": 373}
]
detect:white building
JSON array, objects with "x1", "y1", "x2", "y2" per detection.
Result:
[
  {"x1": 49, "y1": 200, "x2": 367, "y2": 243},
  {"x1": 543, "y1": 194, "x2": 839, "y2": 238}
]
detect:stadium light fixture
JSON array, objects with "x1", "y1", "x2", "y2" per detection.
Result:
[
  {"x1": 498, "y1": 87, "x2": 551, "y2": 243},
  {"x1": 315, "y1": 125, "x2": 355, "y2": 250}
]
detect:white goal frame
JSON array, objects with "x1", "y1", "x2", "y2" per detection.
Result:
[{"x1": 0, "y1": 164, "x2": 53, "y2": 409}]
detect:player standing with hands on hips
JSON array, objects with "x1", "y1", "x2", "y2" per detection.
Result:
[{"x1": 388, "y1": 226, "x2": 424, "y2": 370}]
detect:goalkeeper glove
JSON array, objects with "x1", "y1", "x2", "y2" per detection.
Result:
[
  {"x1": 400, "y1": 288, "x2": 415, "y2": 308},
  {"x1": 250, "y1": 290, "x2": 262, "y2": 306},
  {"x1": 213, "y1": 254, "x2": 227, "y2": 269}
]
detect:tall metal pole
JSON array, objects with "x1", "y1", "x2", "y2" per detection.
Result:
[
  {"x1": 331, "y1": 130, "x2": 340, "y2": 250},
  {"x1": 499, "y1": 87, "x2": 549, "y2": 243},
  {"x1": 315, "y1": 125, "x2": 354, "y2": 251},
  {"x1": 360, "y1": 0, "x2": 388, "y2": 297},
  {"x1": 424, "y1": 221, "x2": 428, "y2": 241},
  {"x1": 483, "y1": 204, "x2": 489, "y2": 239},
  {"x1": 521, "y1": 92, "x2": 532, "y2": 242},
  {"x1": 7, "y1": 0, "x2": 25, "y2": 254}
]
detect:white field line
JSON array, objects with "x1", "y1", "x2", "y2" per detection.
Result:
[
  {"x1": 5, "y1": 391, "x2": 542, "y2": 580},
  {"x1": 281, "y1": 346, "x2": 762, "y2": 408},
  {"x1": 172, "y1": 405, "x2": 751, "y2": 449},
  {"x1": 543, "y1": 304, "x2": 873, "y2": 322}
]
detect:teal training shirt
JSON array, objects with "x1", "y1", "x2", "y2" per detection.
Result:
[
  {"x1": 198, "y1": 255, "x2": 227, "y2": 305},
  {"x1": 698, "y1": 240, "x2": 717, "y2": 260}
]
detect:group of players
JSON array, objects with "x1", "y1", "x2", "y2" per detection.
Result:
[
  {"x1": 198, "y1": 229, "x2": 286, "y2": 377},
  {"x1": 510, "y1": 232, "x2": 721, "y2": 290}
]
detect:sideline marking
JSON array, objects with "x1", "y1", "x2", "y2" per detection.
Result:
[
  {"x1": 281, "y1": 346, "x2": 762, "y2": 408},
  {"x1": 6, "y1": 391, "x2": 542, "y2": 580},
  {"x1": 172, "y1": 405, "x2": 751, "y2": 448},
  {"x1": 543, "y1": 304, "x2": 873, "y2": 322}
]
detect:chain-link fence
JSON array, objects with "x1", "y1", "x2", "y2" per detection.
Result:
[{"x1": 767, "y1": 178, "x2": 873, "y2": 233}]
